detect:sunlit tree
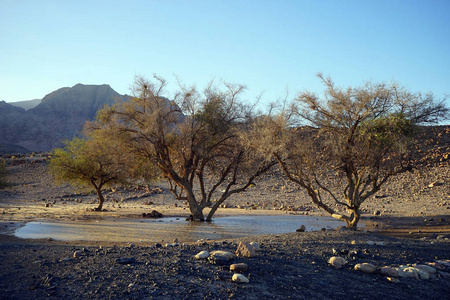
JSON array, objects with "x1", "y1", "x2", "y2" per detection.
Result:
[
  {"x1": 49, "y1": 131, "x2": 155, "y2": 211},
  {"x1": 253, "y1": 74, "x2": 448, "y2": 229},
  {"x1": 86, "y1": 75, "x2": 276, "y2": 221}
]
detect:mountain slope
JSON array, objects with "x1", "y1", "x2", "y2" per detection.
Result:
[{"x1": 0, "y1": 84, "x2": 128, "y2": 153}]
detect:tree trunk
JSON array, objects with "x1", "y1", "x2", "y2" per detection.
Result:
[
  {"x1": 95, "y1": 187, "x2": 105, "y2": 211},
  {"x1": 206, "y1": 201, "x2": 221, "y2": 222},
  {"x1": 345, "y1": 207, "x2": 360, "y2": 230},
  {"x1": 185, "y1": 187, "x2": 205, "y2": 221}
]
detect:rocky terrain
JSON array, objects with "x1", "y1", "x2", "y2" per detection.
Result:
[
  {"x1": 0, "y1": 84, "x2": 128, "y2": 153},
  {"x1": 0, "y1": 125, "x2": 449, "y2": 299}
]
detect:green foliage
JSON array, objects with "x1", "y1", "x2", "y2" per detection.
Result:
[{"x1": 50, "y1": 136, "x2": 138, "y2": 192}]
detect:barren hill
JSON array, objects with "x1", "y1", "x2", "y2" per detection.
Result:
[{"x1": 0, "y1": 84, "x2": 128, "y2": 153}]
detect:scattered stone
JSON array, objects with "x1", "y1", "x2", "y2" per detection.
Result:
[
  {"x1": 235, "y1": 242, "x2": 256, "y2": 258},
  {"x1": 380, "y1": 266, "x2": 399, "y2": 278},
  {"x1": 249, "y1": 242, "x2": 260, "y2": 251},
  {"x1": 435, "y1": 260, "x2": 450, "y2": 268},
  {"x1": 386, "y1": 277, "x2": 400, "y2": 283},
  {"x1": 210, "y1": 250, "x2": 235, "y2": 260},
  {"x1": 296, "y1": 225, "x2": 306, "y2": 232},
  {"x1": 373, "y1": 210, "x2": 381, "y2": 216},
  {"x1": 230, "y1": 263, "x2": 248, "y2": 272},
  {"x1": 232, "y1": 273, "x2": 249, "y2": 283},
  {"x1": 328, "y1": 256, "x2": 346, "y2": 269},
  {"x1": 354, "y1": 263, "x2": 377, "y2": 274},
  {"x1": 398, "y1": 266, "x2": 420, "y2": 279},
  {"x1": 142, "y1": 210, "x2": 163, "y2": 218},
  {"x1": 208, "y1": 250, "x2": 235, "y2": 265},
  {"x1": 73, "y1": 250, "x2": 83, "y2": 258},
  {"x1": 426, "y1": 262, "x2": 445, "y2": 270},
  {"x1": 414, "y1": 264, "x2": 436, "y2": 274},
  {"x1": 194, "y1": 251, "x2": 209, "y2": 260},
  {"x1": 165, "y1": 243, "x2": 179, "y2": 247},
  {"x1": 438, "y1": 271, "x2": 450, "y2": 278},
  {"x1": 155, "y1": 243, "x2": 162, "y2": 248},
  {"x1": 116, "y1": 257, "x2": 136, "y2": 264}
]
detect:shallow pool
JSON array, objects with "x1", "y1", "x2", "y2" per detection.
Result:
[{"x1": 15, "y1": 215, "x2": 345, "y2": 243}]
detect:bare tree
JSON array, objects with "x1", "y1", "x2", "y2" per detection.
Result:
[
  {"x1": 87, "y1": 75, "x2": 276, "y2": 221},
  {"x1": 256, "y1": 74, "x2": 448, "y2": 229}
]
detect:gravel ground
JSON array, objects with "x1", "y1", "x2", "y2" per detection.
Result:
[
  {"x1": 0, "y1": 125, "x2": 449, "y2": 299},
  {"x1": 1, "y1": 230, "x2": 449, "y2": 300}
]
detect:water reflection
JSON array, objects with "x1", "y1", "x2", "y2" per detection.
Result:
[{"x1": 15, "y1": 215, "x2": 345, "y2": 243}]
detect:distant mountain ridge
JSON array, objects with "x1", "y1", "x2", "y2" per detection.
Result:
[
  {"x1": 0, "y1": 84, "x2": 129, "y2": 153},
  {"x1": 7, "y1": 99, "x2": 41, "y2": 110}
]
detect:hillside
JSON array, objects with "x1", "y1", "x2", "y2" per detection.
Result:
[{"x1": 0, "y1": 84, "x2": 128, "y2": 153}]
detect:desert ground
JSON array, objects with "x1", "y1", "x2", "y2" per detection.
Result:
[{"x1": 0, "y1": 126, "x2": 449, "y2": 299}]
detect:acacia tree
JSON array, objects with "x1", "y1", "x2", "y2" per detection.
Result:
[
  {"x1": 253, "y1": 74, "x2": 448, "y2": 229},
  {"x1": 49, "y1": 131, "x2": 153, "y2": 211},
  {"x1": 87, "y1": 75, "x2": 276, "y2": 221}
]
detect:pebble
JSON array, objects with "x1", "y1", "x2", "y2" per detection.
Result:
[
  {"x1": 208, "y1": 250, "x2": 235, "y2": 265},
  {"x1": 230, "y1": 263, "x2": 248, "y2": 272},
  {"x1": 328, "y1": 256, "x2": 346, "y2": 269},
  {"x1": 414, "y1": 264, "x2": 436, "y2": 274},
  {"x1": 380, "y1": 266, "x2": 399, "y2": 278},
  {"x1": 354, "y1": 263, "x2": 377, "y2": 274},
  {"x1": 296, "y1": 225, "x2": 306, "y2": 232},
  {"x1": 235, "y1": 242, "x2": 256, "y2": 258},
  {"x1": 210, "y1": 251, "x2": 235, "y2": 260},
  {"x1": 436, "y1": 260, "x2": 450, "y2": 268},
  {"x1": 425, "y1": 262, "x2": 445, "y2": 270},
  {"x1": 73, "y1": 250, "x2": 83, "y2": 258},
  {"x1": 386, "y1": 277, "x2": 400, "y2": 283},
  {"x1": 232, "y1": 273, "x2": 249, "y2": 283},
  {"x1": 398, "y1": 266, "x2": 421, "y2": 279},
  {"x1": 249, "y1": 242, "x2": 260, "y2": 251},
  {"x1": 194, "y1": 251, "x2": 209, "y2": 260}
]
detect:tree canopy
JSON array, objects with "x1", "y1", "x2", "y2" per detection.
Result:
[
  {"x1": 49, "y1": 131, "x2": 154, "y2": 211},
  {"x1": 254, "y1": 74, "x2": 449, "y2": 229},
  {"x1": 86, "y1": 75, "x2": 276, "y2": 221}
]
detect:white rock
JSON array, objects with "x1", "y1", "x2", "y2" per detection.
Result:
[
  {"x1": 386, "y1": 277, "x2": 400, "y2": 283},
  {"x1": 232, "y1": 273, "x2": 249, "y2": 283},
  {"x1": 250, "y1": 242, "x2": 260, "y2": 251},
  {"x1": 415, "y1": 268, "x2": 430, "y2": 279},
  {"x1": 380, "y1": 266, "x2": 399, "y2": 278},
  {"x1": 414, "y1": 264, "x2": 437, "y2": 274},
  {"x1": 210, "y1": 250, "x2": 235, "y2": 260},
  {"x1": 398, "y1": 266, "x2": 419, "y2": 279},
  {"x1": 328, "y1": 256, "x2": 346, "y2": 269},
  {"x1": 354, "y1": 263, "x2": 377, "y2": 274},
  {"x1": 73, "y1": 250, "x2": 83, "y2": 258},
  {"x1": 194, "y1": 251, "x2": 209, "y2": 259}
]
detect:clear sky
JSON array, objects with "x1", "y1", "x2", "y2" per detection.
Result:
[{"x1": 1, "y1": 0, "x2": 449, "y2": 108}]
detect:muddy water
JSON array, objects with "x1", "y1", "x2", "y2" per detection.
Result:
[{"x1": 14, "y1": 215, "x2": 345, "y2": 243}]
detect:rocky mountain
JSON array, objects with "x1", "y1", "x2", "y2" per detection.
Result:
[{"x1": 0, "y1": 84, "x2": 129, "y2": 153}]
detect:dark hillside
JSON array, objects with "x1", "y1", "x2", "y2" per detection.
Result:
[{"x1": 0, "y1": 84, "x2": 128, "y2": 153}]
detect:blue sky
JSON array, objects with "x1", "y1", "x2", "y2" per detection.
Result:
[{"x1": 1, "y1": 0, "x2": 449, "y2": 109}]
